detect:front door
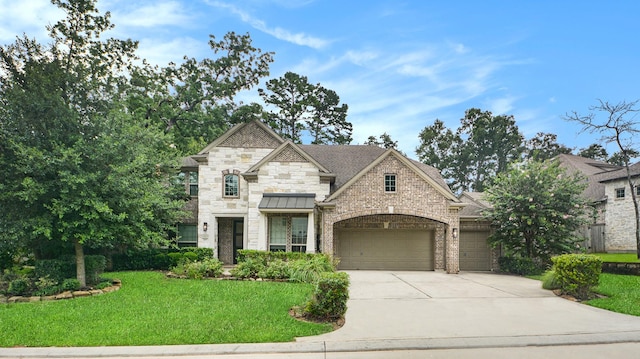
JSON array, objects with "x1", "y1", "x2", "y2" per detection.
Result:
[{"x1": 233, "y1": 219, "x2": 244, "y2": 264}]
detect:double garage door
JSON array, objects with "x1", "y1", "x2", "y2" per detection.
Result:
[
  {"x1": 336, "y1": 229, "x2": 434, "y2": 270},
  {"x1": 335, "y1": 228, "x2": 492, "y2": 271}
]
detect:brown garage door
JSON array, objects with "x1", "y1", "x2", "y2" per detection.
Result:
[
  {"x1": 336, "y1": 229, "x2": 434, "y2": 270},
  {"x1": 459, "y1": 231, "x2": 491, "y2": 271}
]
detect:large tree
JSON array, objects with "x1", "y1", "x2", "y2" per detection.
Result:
[
  {"x1": 526, "y1": 132, "x2": 573, "y2": 161},
  {"x1": 484, "y1": 160, "x2": 590, "y2": 262},
  {"x1": 564, "y1": 99, "x2": 640, "y2": 258},
  {"x1": 0, "y1": 0, "x2": 186, "y2": 286},
  {"x1": 259, "y1": 71, "x2": 352, "y2": 144},
  {"x1": 577, "y1": 143, "x2": 609, "y2": 162},
  {"x1": 415, "y1": 109, "x2": 524, "y2": 193},
  {"x1": 128, "y1": 32, "x2": 274, "y2": 155}
]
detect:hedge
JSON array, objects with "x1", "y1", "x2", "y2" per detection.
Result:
[
  {"x1": 551, "y1": 254, "x2": 602, "y2": 300},
  {"x1": 305, "y1": 271, "x2": 350, "y2": 319}
]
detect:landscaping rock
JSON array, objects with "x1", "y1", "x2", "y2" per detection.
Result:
[
  {"x1": 111, "y1": 279, "x2": 122, "y2": 286},
  {"x1": 89, "y1": 289, "x2": 103, "y2": 296},
  {"x1": 0, "y1": 296, "x2": 6, "y2": 304},
  {"x1": 8, "y1": 296, "x2": 30, "y2": 303},
  {"x1": 42, "y1": 295, "x2": 57, "y2": 301},
  {"x1": 55, "y1": 291, "x2": 73, "y2": 300},
  {"x1": 72, "y1": 291, "x2": 91, "y2": 298},
  {"x1": 28, "y1": 296, "x2": 41, "y2": 302},
  {"x1": 102, "y1": 285, "x2": 119, "y2": 293}
]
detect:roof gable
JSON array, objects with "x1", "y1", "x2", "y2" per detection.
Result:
[
  {"x1": 325, "y1": 149, "x2": 459, "y2": 202},
  {"x1": 198, "y1": 120, "x2": 284, "y2": 154},
  {"x1": 243, "y1": 141, "x2": 334, "y2": 178}
]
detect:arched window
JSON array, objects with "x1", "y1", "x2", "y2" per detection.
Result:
[{"x1": 224, "y1": 174, "x2": 239, "y2": 197}]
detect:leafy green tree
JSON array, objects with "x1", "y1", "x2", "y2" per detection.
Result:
[
  {"x1": 565, "y1": 99, "x2": 640, "y2": 258},
  {"x1": 577, "y1": 143, "x2": 609, "y2": 162},
  {"x1": 0, "y1": 0, "x2": 186, "y2": 286},
  {"x1": 307, "y1": 85, "x2": 351, "y2": 144},
  {"x1": 416, "y1": 109, "x2": 524, "y2": 193},
  {"x1": 259, "y1": 71, "x2": 352, "y2": 144},
  {"x1": 484, "y1": 160, "x2": 590, "y2": 262},
  {"x1": 364, "y1": 132, "x2": 402, "y2": 152},
  {"x1": 609, "y1": 149, "x2": 640, "y2": 166},
  {"x1": 415, "y1": 119, "x2": 461, "y2": 185},
  {"x1": 526, "y1": 132, "x2": 573, "y2": 161},
  {"x1": 128, "y1": 32, "x2": 274, "y2": 154}
]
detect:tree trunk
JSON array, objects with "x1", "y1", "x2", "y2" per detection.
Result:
[{"x1": 74, "y1": 238, "x2": 86, "y2": 288}]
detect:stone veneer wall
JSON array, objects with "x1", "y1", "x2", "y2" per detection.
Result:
[
  {"x1": 322, "y1": 155, "x2": 460, "y2": 273},
  {"x1": 604, "y1": 179, "x2": 638, "y2": 251},
  {"x1": 247, "y1": 158, "x2": 330, "y2": 250},
  {"x1": 198, "y1": 147, "x2": 274, "y2": 251}
]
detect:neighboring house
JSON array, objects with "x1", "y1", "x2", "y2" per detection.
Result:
[
  {"x1": 598, "y1": 162, "x2": 640, "y2": 252},
  {"x1": 556, "y1": 154, "x2": 639, "y2": 252},
  {"x1": 176, "y1": 120, "x2": 499, "y2": 273}
]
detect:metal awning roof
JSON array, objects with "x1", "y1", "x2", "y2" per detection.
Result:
[{"x1": 258, "y1": 193, "x2": 315, "y2": 212}]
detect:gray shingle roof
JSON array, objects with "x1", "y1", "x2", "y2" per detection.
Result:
[
  {"x1": 598, "y1": 162, "x2": 640, "y2": 183},
  {"x1": 458, "y1": 192, "x2": 491, "y2": 218},
  {"x1": 555, "y1": 154, "x2": 623, "y2": 202},
  {"x1": 299, "y1": 145, "x2": 453, "y2": 195}
]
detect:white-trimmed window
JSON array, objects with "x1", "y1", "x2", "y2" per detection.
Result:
[
  {"x1": 636, "y1": 186, "x2": 640, "y2": 196},
  {"x1": 385, "y1": 174, "x2": 397, "y2": 193},
  {"x1": 615, "y1": 187, "x2": 625, "y2": 199},
  {"x1": 224, "y1": 174, "x2": 239, "y2": 197},
  {"x1": 268, "y1": 215, "x2": 308, "y2": 252}
]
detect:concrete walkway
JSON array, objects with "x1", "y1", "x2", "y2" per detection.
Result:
[{"x1": 2, "y1": 271, "x2": 640, "y2": 358}]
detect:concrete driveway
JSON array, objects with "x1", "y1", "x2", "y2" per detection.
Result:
[{"x1": 298, "y1": 270, "x2": 640, "y2": 350}]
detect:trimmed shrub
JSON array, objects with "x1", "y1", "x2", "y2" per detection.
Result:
[
  {"x1": 7, "y1": 278, "x2": 31, "y2": 296},
  {"x1": 182, "y1": 252, "x2": 198, "y2": 263},
  {"x1": 289, "y1": 255, "x2": 335, "y2": 283},
  {"x1": 179, "y1": 247, "x2": 214, "y2": 261},
  {"x1": 34, "y1": 258, "x2": 75, "y2": 283},
  {"x1": 258, "y1": 259, "x2": 290, "y2": 280},
  {"x1": 172, "y1": 258, "x2": 224, "y2": 279},
  {"x1": 541, "y1": 270, "x2": 561, "y2": 290},
  {"x1": 236, "y1": 249, "x2": 316, "y2": 264},
  {"x1": 552, "y1": 254, "x2": 602, "y2": 300},
  {"x1": 167, "y1": 252, "x2": 185, "y2": 267},
  {"x1": 305, "y1": 272, "x2": 350, "y2": 319},
  {"x1": 498, "y1": 256, "x2": 546, "y2": 275},
  {"x1": 230, "y1": 258, "x2": 266, "y2": 279},
  {"x1": 61, "y1": 278, "x2": 81, "y2": 291}
]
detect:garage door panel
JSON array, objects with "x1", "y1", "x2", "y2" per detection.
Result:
[
  {"x1": 336, "y1": 229, "x2": 434, "y2": 271},
  {"x1": 459, "y1": 231, "x2": 491, "y2": 271}
]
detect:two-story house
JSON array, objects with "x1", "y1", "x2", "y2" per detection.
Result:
[{"x1": 177, "y1": 120, "x2": 493, "y2": 273}]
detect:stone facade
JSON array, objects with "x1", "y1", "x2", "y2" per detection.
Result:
[
  {"x1": 603, "y1": 179, "x2": 638, "y2": 251},
  {"x1": 183, "y1": 121, "x2": 463, "y2": 273}
]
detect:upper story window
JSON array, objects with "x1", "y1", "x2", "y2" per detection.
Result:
[
  {"x1": 177, "y1": 171, "x2": 198, "y2": 196},
  {"x1": 224, "y1": 174, "x2": 239, "y2": 197},
  {"x1": 188, "y1": 172, "x2": 198, "y2": 196},
  {"x1": 637, "y1": 186, "x2": 640, "y2": 196},
  {"x1": 615, "y1": 187, "x2": 625, "y2": 199},
  {"x1": 385, "y1": 174, "x2": 397, "y2": 193}
]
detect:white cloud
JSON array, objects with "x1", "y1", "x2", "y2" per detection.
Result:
[
  {"x1": 112, "y1": 1, "x2": 193, "y2": 28},
  {"x1": 0, "y1": 0, "x2": 63, "y2": 42},
  {"x1": 487, "y1": 96, "x2": 517, "y2": 115},
  {"x1": 206, "y1": 0, "x2": 330, "y2": 49},
  {"x1": 135, "y1": 37, "x2": 206, "y2": 66}
]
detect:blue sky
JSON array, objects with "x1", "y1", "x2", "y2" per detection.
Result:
[{"x1": 2, "y1": 0, "x2": 639, "y2": 159}]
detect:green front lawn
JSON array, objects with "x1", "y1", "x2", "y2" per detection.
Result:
[
  {"x1": 587, "y1": 273, "x2": 640, "y2": 316},
  {"x1": 0, "y1": 271, "x2": 332, "y2": 347},
  {"x1": 593, "y1": 253, "x2": 640, "y2": 263}
]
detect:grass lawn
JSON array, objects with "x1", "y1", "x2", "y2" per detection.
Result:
[
  {"x1": 592, "y1": 253, "x2": 640, "y2": 263},
  {"x1": 586, "y1": 273, "x2": 640, "y2": 316},
  {"x1": 0, "y1": 271, "x2": 333, "y2": 347}
]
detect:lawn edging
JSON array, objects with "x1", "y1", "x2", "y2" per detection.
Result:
[
  {"x1": 0, "y1": 279, "x2": 121, "y2": 304},
  {"x1": 602, "y1": 262, "x2": 640, "y2": 276}
]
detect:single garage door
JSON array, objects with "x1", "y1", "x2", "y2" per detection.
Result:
[
  {"x1": 336, "y1": 229, "x2": 434, "y2": 270},
  {"x1": 459, "y1": 231, "x2": 492, "y2": 271}
]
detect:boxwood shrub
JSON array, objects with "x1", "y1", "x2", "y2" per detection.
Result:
[
  {"x1": 305, "y1": 271, "x2": 350, "y2": 320},
  {"x1": 551, "y1": 254, "x2": 602, "y2": 300}
]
